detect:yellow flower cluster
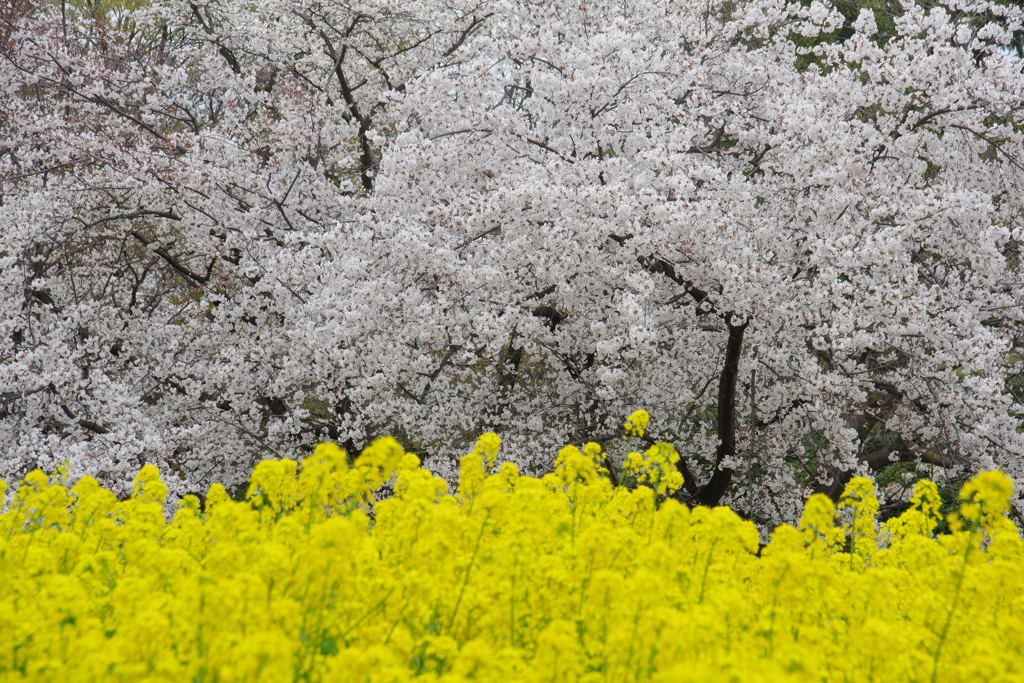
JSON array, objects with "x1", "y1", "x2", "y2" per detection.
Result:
[
  {"x1": 621, "y1": 411, "x2": 683, "y2": 495},
  {"x1": 622, "y1": 443, "x2": 684, "y2": 496},
  {"x1": 1, "y1": 435, "x2": 1022, "y2": 682},
  {"x1": 623, "y1": 410, "x2": 650, "y2": 438}
]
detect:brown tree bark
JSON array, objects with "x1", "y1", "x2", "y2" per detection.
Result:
[{"x1": 693, "y1": 314, "x2": 748, "y2": 507}]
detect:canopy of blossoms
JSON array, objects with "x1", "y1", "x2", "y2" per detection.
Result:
[{"x1": 2, "y1": 0, "x2": 1023, "y2": 525}]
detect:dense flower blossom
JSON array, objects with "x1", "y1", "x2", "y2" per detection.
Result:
[
  {"x1": 0, "y1": 436, "x2": 1021, "y2": 681},
  {"x1": 3, "y1": 0, "x2": 1024, "y2": 526}
]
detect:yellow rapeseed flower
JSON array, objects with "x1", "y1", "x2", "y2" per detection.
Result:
[
  {"x1": 624, "y1": 409, "x2": 650, "y2": 437},
  {"x1": 0, "y1": 438, "x2": 1020, "y2": 683}
]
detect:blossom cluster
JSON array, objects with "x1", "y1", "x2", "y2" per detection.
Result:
[
  {"x1": 1, "y1": 435, "x2": 1021, "y2": 682},
  {"x1": 4, "y1": 0, "x2": 1024, "y2": 526}
]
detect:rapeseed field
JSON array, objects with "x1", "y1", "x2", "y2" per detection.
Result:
[{"x1": 1, "y1": 417, "x2": 1021, "y2": 682}]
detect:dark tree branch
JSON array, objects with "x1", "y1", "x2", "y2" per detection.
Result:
[
  {"x1": 326, "y1": 36, "x2": 376, "y2": 192},
  {"x1": 692, "y1": 313, "x2": 748, "y2": 507},
  {"x1": 641, "y1": 255, "x2": 713, "y2": 311},
  {"x1": 419, "y1": 344, "x2": 461, "y2": 402},
  {"x1": 189, "y1": 3, "x2": 242, "y2": 74},
  {"x1": 441, "y1": 13, "x2": 492, "y2": 59},
  {"x1": 454, "y1": 226, "x2": 500, "y2": 251},
  {"x1": 950, "y1": 124, "x2": 1024, "y2": 173},
  {"x1": 131, "y1": 230, "x2": 215, "y2": 286},
  {"x1": 78, "y1": 419, "x2": 110, "y2": 435},
  {"x1": 525, "y1": 284, "x2": 557, "y2": 300},
  {"x1": 911, "y1": 106, "x2": 977, "y2": 130},
  {"x1": 532, "y1": 305, "x2": 562, "y2": 331},
  {"x1": 686, "y1": 126, "x2": 725, "y2": 154}
]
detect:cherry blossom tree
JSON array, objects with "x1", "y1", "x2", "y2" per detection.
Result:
[
  {"x1": 1, "y1": 0, "x2": 490, "y2": 495},
  {"x1": 3, "y1": 0, "x2": 1024, "y2": 525},
  {"x1": 305, "y1": 0, "x2": 1024, "y2": 523}
]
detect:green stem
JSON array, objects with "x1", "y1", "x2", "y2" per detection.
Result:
[
  {"x1": 340, "y1": 586, "x2": 396, "y2": 642},
  {"x1": 447, "y1": 513, "x2": 490, "y2": 633},
  {"x1": 930, "y1": 529, "x2": 975, "y2": 683},
  {"x1": 698, "y1": 538, "x2": 719, "y2": 604}
]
